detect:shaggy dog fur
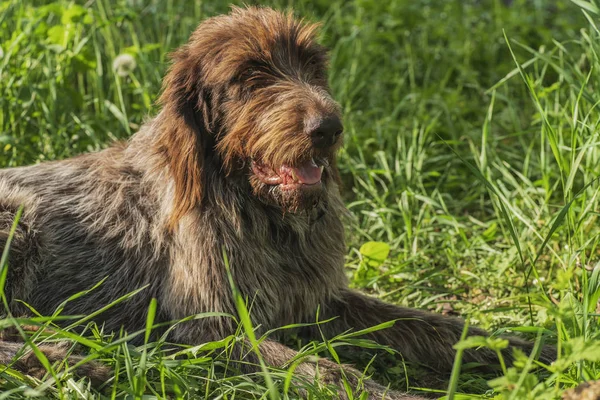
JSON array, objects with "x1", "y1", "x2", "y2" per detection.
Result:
[{"x1": 0, "y1": 7, "x2": 553, "y2": 399}]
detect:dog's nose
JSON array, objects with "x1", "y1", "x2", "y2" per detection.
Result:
[{"x1": 307, "y1": 116, "x2": 343, "y2": 149}]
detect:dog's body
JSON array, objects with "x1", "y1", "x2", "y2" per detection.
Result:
[
  {"x1": 0, "y1": 125, "x2": 346, "y2": 340},
  {"x1": 0, "y1": 7, "x2": 553, "y2": 399}
]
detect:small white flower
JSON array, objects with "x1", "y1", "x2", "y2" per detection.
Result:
[
  {"x1": 532, "y1": 277, "x2": 545, "y2": 285},
  {"x1": 112, "y1": 54, "x2": 137, "y2": 77}
]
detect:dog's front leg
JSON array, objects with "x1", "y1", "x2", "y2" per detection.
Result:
[
  {"x1": 171, "y1": 322, "x2": 420, "y2": 398},
  {"x1": 255, "y1": 339, "x2": 424, "y2": 399},
  {"x1": 316, "y1": 289, "x2": 555, "y2": 373}
]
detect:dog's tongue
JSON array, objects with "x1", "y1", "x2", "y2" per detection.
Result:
[{"x1": 286, "y1": 159, "x2": 322, "y2": 184}]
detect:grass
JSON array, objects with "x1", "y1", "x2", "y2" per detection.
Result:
[{"x1": 1, "y1": 0, "x2": 600, "y2": 398}]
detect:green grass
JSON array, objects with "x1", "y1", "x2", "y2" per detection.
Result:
[{"x1": 1, "y1": 0, "x2": 600, "y2": 398}]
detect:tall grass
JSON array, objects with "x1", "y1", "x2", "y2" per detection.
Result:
[{"x1": 1, "y1": 0, "x2": 599, "y2": 398}]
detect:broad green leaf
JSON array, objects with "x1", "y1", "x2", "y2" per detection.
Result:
[{"x1": 359, "y1": 241, "x2": 390, "y2": 267}]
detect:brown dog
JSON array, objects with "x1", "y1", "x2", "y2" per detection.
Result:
[{"x1": 0, "y1": 6, "x2": 553, "y2": 399}]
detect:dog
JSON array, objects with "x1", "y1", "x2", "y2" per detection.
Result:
[{"x1": 0, "y1": 6, "x2": 554, "y2": 399}]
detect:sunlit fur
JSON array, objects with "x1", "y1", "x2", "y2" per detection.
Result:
[{"x1": 0, "y1": 7, "x2": 553, "y2": 399}]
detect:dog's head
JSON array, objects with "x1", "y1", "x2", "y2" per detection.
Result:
[{"x1": 156, "y1": 6, "x2": 342, "y2": 226}]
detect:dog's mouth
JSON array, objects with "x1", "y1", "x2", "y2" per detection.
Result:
[{"x1": 251, "y1": 158, "x2": 326, "y2": 190}]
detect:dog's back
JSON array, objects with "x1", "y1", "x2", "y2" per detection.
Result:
[{"x1": 0, "y1": 143, "x2": 169, "y2": 334}]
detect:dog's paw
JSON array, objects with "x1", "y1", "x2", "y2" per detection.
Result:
[
  {"x1": 1, "y1": 342, "x2": 111, "y2": 385},
  {"x1": 301, "y1": 358, "x2": 425, "y2": 400},
  {"x1": 562, "y1": 380, "x2": 600, "y2": 400}
]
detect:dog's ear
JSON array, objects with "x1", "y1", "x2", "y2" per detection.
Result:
[{"x1": 156, "y1": 45, "x2": 216, "y2": 229}]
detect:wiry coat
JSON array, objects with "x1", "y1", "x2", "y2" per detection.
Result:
[
  {"x1": 0, "y1": 119, "x2": 346, "y2": 342},
  {"x1": 0, "y1": 7, "x2": 554, "y2": 400}
]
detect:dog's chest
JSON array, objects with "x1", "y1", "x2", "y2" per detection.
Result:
[
  {"x1": 234, "y1": 224, "x2": 346, "y2": 327},
  {"x1": 170, "y1": 208, "x2": 347, "y2": 329}
]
